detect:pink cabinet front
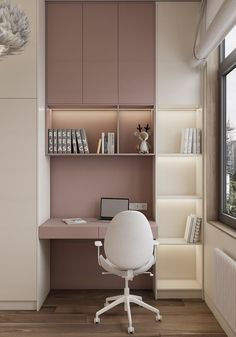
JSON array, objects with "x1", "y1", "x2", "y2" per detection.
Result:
[
  {"x1": 47, "y1": 3, "x2": 83, "y2": 105},
  {"x1": 119, "y1": 3, "x2": 154, "y2": 105},
  {"x1": 83, "y1": 3, "x2": 118, "y2": 104}
]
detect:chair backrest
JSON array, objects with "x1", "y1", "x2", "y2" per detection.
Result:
[{"x1": 104, "y1": 210, "x2": 153, "y2": 270}]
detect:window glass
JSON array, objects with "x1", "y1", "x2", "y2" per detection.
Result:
[
  {"x1": 225, "y1": 25, "x2": 236, "y2": 58},
  {"x1": 224, "y1": 68, "x2": 236, "y2": 217}
]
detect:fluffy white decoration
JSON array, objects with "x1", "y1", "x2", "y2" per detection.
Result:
[{"x1": 0, "y1": 0, "x2": 30, "y2": 56}]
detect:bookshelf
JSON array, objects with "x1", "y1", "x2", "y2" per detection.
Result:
[
  {"x1": 46, "y1": 106, "x2": 154, "y2": 156},
  {"x1": 155, "y1": 107, "x2": 203, "y2": 299}
]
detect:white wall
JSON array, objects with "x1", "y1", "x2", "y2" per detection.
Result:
[{"x1": 156, "y1": 2, "x2": 201, "y2": 107}]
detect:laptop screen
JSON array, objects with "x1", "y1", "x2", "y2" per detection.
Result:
[{"x1": 100, "y1": 198, "x2": 129, "y2": 220}]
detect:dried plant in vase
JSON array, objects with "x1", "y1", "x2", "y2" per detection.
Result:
[
  {"x1": 134, "y1": 124, "x2": 151, "y2": 154},
  {"x1": 0, "y1": 0, "x2": 30, "y2": 57}
]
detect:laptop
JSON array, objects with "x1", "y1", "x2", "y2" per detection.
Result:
[{"x1": 100, "y1": 197, "x2": 129, "y2": 220}]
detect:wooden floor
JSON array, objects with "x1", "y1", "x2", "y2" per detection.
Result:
[{"x1": 0, "y1": 290, "x2": 226, "y2": 337}]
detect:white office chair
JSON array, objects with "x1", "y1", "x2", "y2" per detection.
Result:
[{"x1": 94, "y1": 210, "x2": 162, "y2": 334}]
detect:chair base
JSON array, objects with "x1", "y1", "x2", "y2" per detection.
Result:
[{"x1": 94, "y1": 281, "x2": 162, "y2": 334}]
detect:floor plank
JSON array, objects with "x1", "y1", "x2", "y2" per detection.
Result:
[{"x1": 0, "y1": 290, "x2": 227, "y2": 337}]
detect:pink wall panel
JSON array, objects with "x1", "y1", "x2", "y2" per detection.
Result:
[
  {"x1": 51, "y1": 156, "x2": 153, "y2": 219},
  {"x1": 47, "y1": 3, "x2": 83, "y2": 104},
  {"x1": 119, "y1": 3, "x2": 154, "y2": 104},
  {"x1": 51, "y1": 240, "x2": 152, "y2": 289},
  {"x1": 83, "y1": 3, "x2": 118, "y2": 104}
]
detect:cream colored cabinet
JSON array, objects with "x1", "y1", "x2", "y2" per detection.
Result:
[{"x1": 155, "y1": 107, "x2": 203, "y2": 299}]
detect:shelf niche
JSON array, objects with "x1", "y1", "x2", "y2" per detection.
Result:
[
  {"x1": 46, "y1": 107, "x2": 154, "y2": 155},
  {"x1": 156, "y1": 156, "x2": 202, "y2": 197},
  {"x1": 156, "y1": 108, "x2": 202, "y2": 154},
  {"x1": 157, "y1": 245, "x2": 202, "y2": 290},
  {"x1": 157, "y1": 198, "x2": 202, "y2": 239}
]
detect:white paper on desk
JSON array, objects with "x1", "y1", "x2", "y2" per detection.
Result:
[{"x1": 62, "y1": 218, "x2": 87, "y2": 225}]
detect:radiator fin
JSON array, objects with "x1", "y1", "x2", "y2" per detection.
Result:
[{"x1": 214, "y1": 248, "x2": 236, "y2": 332}]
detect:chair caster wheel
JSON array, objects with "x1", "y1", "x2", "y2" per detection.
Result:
[
  {"x1": 94, "y1": 317, "x2": 100, "y2": 324},
  {"x1": 128, "y1": 327, "x2": 134, "y2": 334},
  {"x1": 156, "y1": 314, "x2": 162, "y2": 321}
]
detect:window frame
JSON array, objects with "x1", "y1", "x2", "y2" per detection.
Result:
[{"x1": 219, "y1": 41, "x2": 236, "y2": 229}]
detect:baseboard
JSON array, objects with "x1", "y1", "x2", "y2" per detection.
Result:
[
  {"x1": 0, "y1": 301, "x2": 37, "y2": 310},
  {"x1": 156, "y1": 289, "x2": 203, "y2": 299},
  {"x1": 205, "y1": 292, "x2": 236, "y2": 337}
]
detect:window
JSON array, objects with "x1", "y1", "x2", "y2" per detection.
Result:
[{"x1": 220, "y1": 26, "x2": 236, "y2": 229}]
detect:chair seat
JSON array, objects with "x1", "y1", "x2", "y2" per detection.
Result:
[{"x1": 99, "y1": 254, "x2": 155, "y2": 280}]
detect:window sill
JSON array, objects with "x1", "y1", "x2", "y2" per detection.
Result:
[{"x1": 208, "y1": 221, "x2": 236, "y2": 240}]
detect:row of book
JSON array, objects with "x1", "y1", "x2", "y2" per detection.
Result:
[
  {"x1": 184, "y1": 214, "x2": 201, "y2": 243},
  {"x1": 97, "y1": 132, "x2": 115, "y2": 154},
  {"x1": 48, "y1": 129, "x2": 89, "y2": 154},
  {"x1": 180, "y1": 128, "x2": 201, "y2": 154}
]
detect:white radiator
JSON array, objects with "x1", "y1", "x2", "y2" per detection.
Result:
[{"x1": 214, "y1": 248, "x2": 236, "y2": 333}]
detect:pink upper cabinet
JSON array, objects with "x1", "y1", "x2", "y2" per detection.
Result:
[
  {"x1": 47, "y1": 3, "x2": 83, "y2": 105},
  {"x1": 83, "y1": 3, "x2": 118, "y2": 104},
  {"x1": 119, "y1": 3, "x2": 154, "y2": 105}
]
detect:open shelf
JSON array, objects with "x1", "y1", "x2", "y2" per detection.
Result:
[
  {"x1": 156, "y1": 108, "x2": 202, "y2": 154},
  {"x1": 46, "y1": 106, "x2": 154, "y2": 155},
  {"x1": 157, "y1": 279, "x2": 202, "y2": 290},
  {"x1": 157, "y1": 153, "x2": 202, "y2": 157},
  {"x1": 47, "y1": 153, "x2": 155, "y2": 157},
  {"x1": 119, "y1": 109, "x2": 154, "y2": 153},
  {"x1": 158, "y1": 238, "x2": 201, "y2": 245},
  {"x1": 157, "y1": 195, "x2": 202, "y2": 199},
  {"x1": 156, "y1": 198, "x2": 202, "y2": 239},
  {"x1": 156, "y1": 156, "x2": 202, "y2": 196},
  {"x1": 156, "y1": 244, "x2": 202, "y2": 293}
]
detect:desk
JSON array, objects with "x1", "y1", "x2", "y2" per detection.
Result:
[
  {"x1": 39, "y1": 218, "x2": 158, "y2": 239},
  {"x1": 39, "y1": 218, "x2": 158, "y2": 290}
]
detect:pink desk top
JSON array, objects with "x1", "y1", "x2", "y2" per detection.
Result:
[{"x1": 39, "y1": 217, "x2": 158, "y2": 239}]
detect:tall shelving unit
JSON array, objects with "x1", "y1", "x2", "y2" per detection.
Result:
[{"x1": 155, "y1": 107, "x2": 203, "y2": 299}]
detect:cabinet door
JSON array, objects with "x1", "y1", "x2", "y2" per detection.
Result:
[
  {"x1": 47, "y1": 3, "x2": 83, "y2": 105},
  {"x1": 119, "y1": 3, "x2": 154, "y2": 104},
  {"x1": 83, "y1": 3, "x2": 118, "y2": 104}
]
